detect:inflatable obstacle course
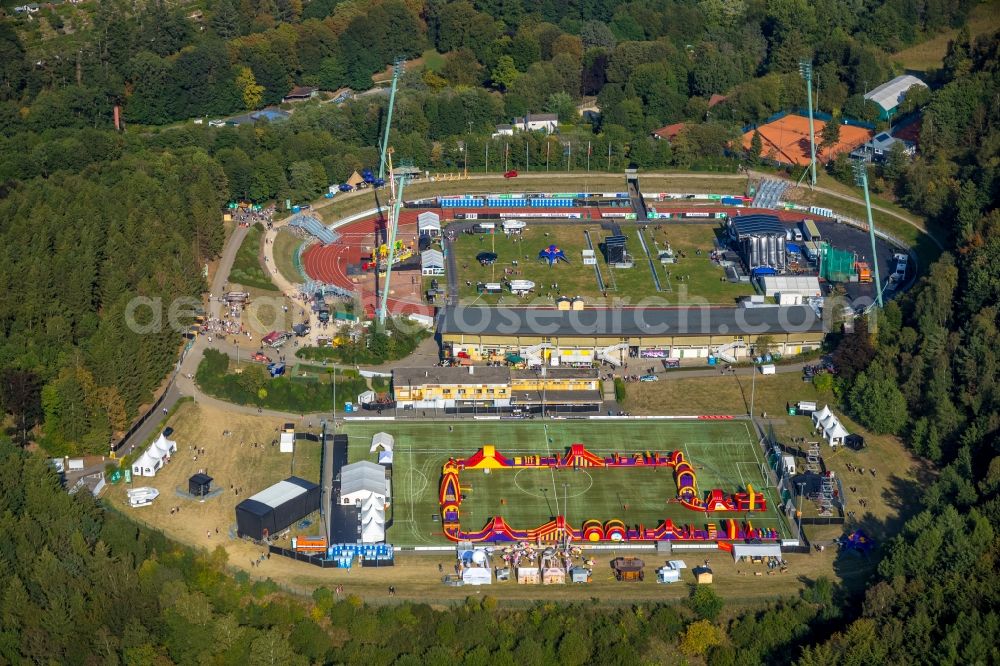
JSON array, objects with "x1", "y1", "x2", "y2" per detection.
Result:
[{"x1": 440, "y1": 443, "x2": 776, "y2": 543}]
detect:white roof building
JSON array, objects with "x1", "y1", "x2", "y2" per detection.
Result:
[
  {"x1": 421, "y1": 249, "x2": 445, "y2": 276},
  {"x1": 864, "y1": 75, "x2": 928, "y2": 116},
  {"x1": 340, "y1": 461, "x2": 389, "y2": 506},
  {"x1": 760, "y1": 275, "x2": 821, "y2": 298}
]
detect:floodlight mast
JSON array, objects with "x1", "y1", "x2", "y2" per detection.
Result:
[
  {"x1": 377, "y1": 149, "x2": 407, "y2": 327},
  {"x1": 852, "y1": 159, "x2": 883, "y2": 308},
  {"x1": 378, "y1": 59, "x2": 404, "y2": 180},
  {"x1": 799, "y1": 60, "x2": 818, "y2": 187}
]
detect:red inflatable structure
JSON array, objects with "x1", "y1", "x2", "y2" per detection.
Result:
[{"x1": 440, "y1": 443, "x2": 775, "y2": 544}]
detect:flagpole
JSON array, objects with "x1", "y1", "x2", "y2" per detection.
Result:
[
  {"x1": 608, "y1": 143, "x2": 612, "y2": 172},
  {"x1": 546, "y1": 141, "x2": 550, "y2": 171},
  {"x1": 485, "y1": 143, "x2": 489, "y2": 174},
  {"x1": 525, "y1": 141, "x2": 529, "y2": 172},
  {"x1": 587, "y1": 141, "x2": 591, "y2": 172}
]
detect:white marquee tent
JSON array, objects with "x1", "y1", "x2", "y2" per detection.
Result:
[
  {"x1": 131, "y1": 432, "x2": 177, "y2": 477},
  {"x1": 418, "y1": 211, "x2": 441, "y2": 235},
  {"x1": 421, "y1": 249, "x2": 445, "y2": 276},
  {"x1": 812, "y1": 405, "x2": 850, "y2": 447}
]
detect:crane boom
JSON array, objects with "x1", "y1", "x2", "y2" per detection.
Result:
[
  {"x1": 377, "y1": 150, "x2": 407, "y2": 327},
  {"x1": 378, "y1": 59, "x2": 404, "y2": 180}
]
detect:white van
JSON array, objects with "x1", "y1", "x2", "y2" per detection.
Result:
[{"x1": 759, "y1": 364, "x2": 776, "y2": 375}]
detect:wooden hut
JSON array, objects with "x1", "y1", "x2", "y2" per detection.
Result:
[{"x1": 611, "y1": 556, "x2": 645, "y2": 582}]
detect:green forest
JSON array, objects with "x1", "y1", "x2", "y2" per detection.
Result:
[{"x1": 1, "y1": 0, "x2": 999, "y2": 662}]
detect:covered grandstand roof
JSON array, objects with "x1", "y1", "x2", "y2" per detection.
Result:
[
  {"x1": 439, "y1": 305, "x2": 825, "y2": 337},
  {"x1": 864, "y1": 75, "x2": 928, "y2": 112}
]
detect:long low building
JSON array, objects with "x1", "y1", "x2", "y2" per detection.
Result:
[
  {"x1": 439, "y1": 305, "x2": 825, "y2": 365},
  {"x1": 392, "y1": 366, "x2": 602, "y2": 411}
]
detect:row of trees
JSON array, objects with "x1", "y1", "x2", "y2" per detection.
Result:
[
  {"x1": 0, "y1": 0, "x2": 976, "y2": 135},
  {"x1": 0, "y1": 150, "x2": 226, "y2": 454},
  {"x1": 801, "y1": 30, "x2": 999, "y2": 663}
]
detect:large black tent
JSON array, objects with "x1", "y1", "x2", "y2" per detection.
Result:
[{"x1": 235, "y1": 476, "x2": 321, "y2": 541}]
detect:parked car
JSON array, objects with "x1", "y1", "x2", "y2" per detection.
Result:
[
  {"x1": 640, "y1": 374, "x2": 659, "y2": 382},
  {"x1": 251, "y1": 352, "x2": 270, "y2": 363},
  {"x1": 504, "y1": 169, "x2": 518, "y2": 178}
]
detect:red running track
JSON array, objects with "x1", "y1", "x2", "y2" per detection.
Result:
[{"x1": 301, "y1": 205, "x2": 823, "y2": 318}]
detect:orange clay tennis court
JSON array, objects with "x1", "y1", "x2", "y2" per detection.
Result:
[{"x1": 743, "y1": 114, "x2": 873, "y2": 167}]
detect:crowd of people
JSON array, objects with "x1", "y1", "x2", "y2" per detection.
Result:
[{"x1": 234, "y1": 204, "x2": 275, "y2": 228}]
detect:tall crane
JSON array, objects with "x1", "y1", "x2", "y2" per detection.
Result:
[
  {"x1": 378, "y1": 59, "x2": 404, "y2": 180},
  {"x1": 376, "y1": 148, "x2": 408, "y2": 327}
]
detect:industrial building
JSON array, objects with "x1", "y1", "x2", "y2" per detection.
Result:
[
  {"x1": 393, "y1": 366, "x2": 511, "y2": 409},
  {"x1": 392, "y1": 365, "x2": 604, "y2": 411},
  {"x1": 438, "y1": 305, "x2": 825, "y2": 366},
  {"x1": 235, "y1": 476, "x2": 321, "y2": 541},
  {"x1": 728, "y1": 214, "x2": 787, "y2": 273},
  {"x1": 863, "y1": 75, "x2": 928, "y2": 120}
]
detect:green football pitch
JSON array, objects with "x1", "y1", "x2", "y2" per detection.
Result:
[{"x1": 340, "y1": 420, "x2": 793, "y2": 546}]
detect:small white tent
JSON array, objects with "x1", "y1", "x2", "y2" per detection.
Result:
[
  {"x1": 421, "y1": 249, "x2": 445, "y2": 276},
  {"x1": 825, "y1": 422, "x2": 850, "y2": 447},
  {"x1": 370, "y1": 432, "x2": 394, "y2": 453},
  {"x1": 360, "y1": 514, "x2": 385, "y2": 543},
  {"x1": 153, "y1": 433, "x2": 177, "y2": 457},
  {"x1": 132, "y1": 450, "x2": 163, "y2": 477},
  {"x1": 132, "y1": 432, "x2": 177, "y2": 477},
  {"x1": 812, "y1": 405, "x2": 832, "y2": 427}
]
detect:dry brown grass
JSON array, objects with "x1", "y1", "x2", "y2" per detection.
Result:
[
  {"x1": 892, "y1": 2, "x2": 1000, "y2": 72},
  {"x1": 106, "y1": 401, "x2": 321, "y2": 553}
]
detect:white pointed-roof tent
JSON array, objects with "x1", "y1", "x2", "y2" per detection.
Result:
[
  {"x1": 132, "y1": 432, "x2": 177, "y2": 477},
  {"x1": 153, "y1": 433, "x2": 177, "y2": 457},
  {"x1": 132, "y1": 450, "x2": 162, "y2": 477},
  {"x1": 503, "y1": 219, "x2": 526, "y2": 232},
  {"x1": 360, "y1": 509, "x2": 385, "y2": 543},
  {"x1": 418, "y1": 211, "x2": 441, "y2": 235},
  {"x1": 812, "y1": 405, "x2": 832, "y2": 427},
  {"x1": 370, "y1": 432, "x2": 394, "y2": 453},
  {"x1": 825, "y1": 422, "x2": 850, "y2": 447}
]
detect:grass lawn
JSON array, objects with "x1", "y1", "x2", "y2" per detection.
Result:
[
  {"x1": 230, "y1": 226, "x2": 279, "y2": 291},
  {"x1": 891, "y1": 1, "x2": 1000, "y2": 72},
  {"x1": 272, "y1": 229, "x2": 304, "y2": 285},
  {"x1": 338, "y1": 420, "x2": 792, "y2": 547},
  {"x1": 452, "y1": 223, "x2": 750, "y2": 305}
]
